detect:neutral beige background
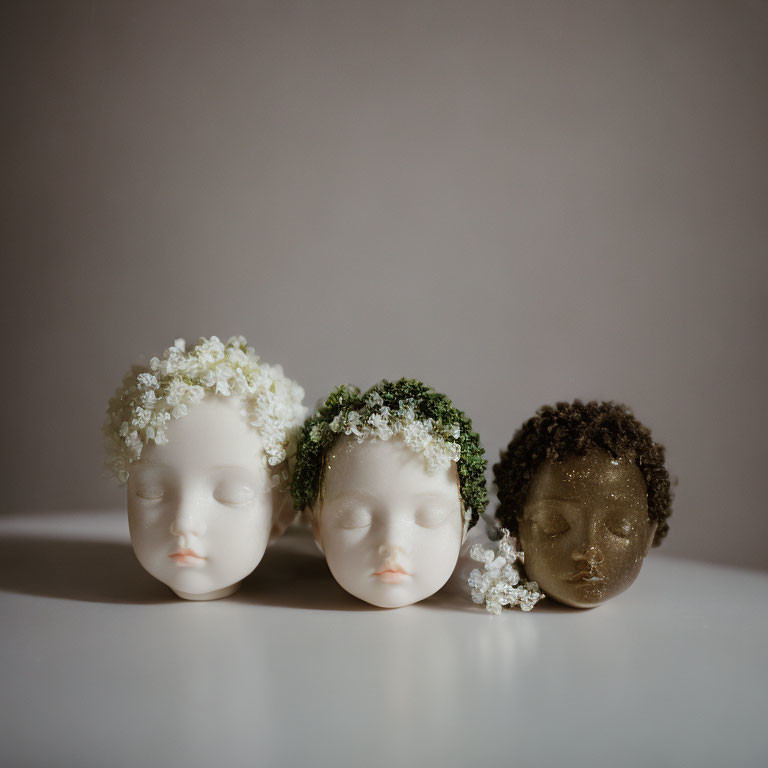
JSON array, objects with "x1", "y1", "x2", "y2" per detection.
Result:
[{"x1": 2, "y1": 1, "x2": 766, "y2": 569}]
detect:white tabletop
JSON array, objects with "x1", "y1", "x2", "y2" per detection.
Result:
[{"x1": 0, "y1": 512, "x2": 766, "y2": 768}]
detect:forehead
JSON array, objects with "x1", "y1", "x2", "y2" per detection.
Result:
[
  {"x1": 527, "y1": 450, "x2": 647, "y2": 503},
  {"x1": 322, "y1": 435, "x2": 460, "y2": 503},
  {"x1": 139, "y1": 395, "x2": 266, "y2": 472}
]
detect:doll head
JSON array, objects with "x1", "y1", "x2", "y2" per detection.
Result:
[
  {"x1": 494, "y1": 401, "x2": 671, "y2": 609},
  {"x1": 104, "y1": 336, "x2": 306, "y2": 600},
  {"x1": 292, "y1": 379, "x2": 487, "y2": 608}
]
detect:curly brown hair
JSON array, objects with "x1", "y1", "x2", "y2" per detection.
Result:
[{"x1": 494, "y1": 401, "x2": 671, "y2": 546}]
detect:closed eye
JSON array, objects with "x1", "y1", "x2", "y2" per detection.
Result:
[
  {"x1": 214, "y1": 482, "x2": 257, "y2": 506},
  {"x1": 607, "y1": 516, "x2": 634, "y2": 538},
  {"x1": 335, "y1": 507, "x2": 373, "y2": 529},
  {"x1": 135, "y1": 487, "x2": 165, "y2": 501},
  {"x1": 414, "y1": 506, "x2": 451, "y2": 528},
  {"x1": 525, "y1": 500, "x2": 576, "y2": 537},
  {"x1": 536, "y1": 514, "x2": 570, "y2": 537}
]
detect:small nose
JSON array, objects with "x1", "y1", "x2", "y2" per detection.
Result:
[
  {"x1": 573, "y1": 544, "x2": 604, "y2": 565},
  {"x1": 377, "y1": 513, "x2": 410, "y2": 558},
  {"x1": 378, "y1": 541, "x2": 406, "y2": 558},
  {"x1": 169, "y1": 503, "x2": 206, "y2": 539}
]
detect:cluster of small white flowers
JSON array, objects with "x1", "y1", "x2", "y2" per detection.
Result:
[
  {"x1": 468, "y1": 530, "x2": 544, "y2": 615},
  {"x1": 104, "y1": 336, "x2": 306, "y2": 485},
  {"x1": 326, "y1": 394, "x2": 462, "y2": 474}
]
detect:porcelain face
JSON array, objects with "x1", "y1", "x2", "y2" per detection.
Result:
[
  {"x1": 315, "y1": 435, "x2": 464, "y2": 608},
  {"x1": 127, "y1": 395, "x2": 275, "y2": 600},
  {"x1": 518, "y1": 450, "x2": 655, "y2": 608}
]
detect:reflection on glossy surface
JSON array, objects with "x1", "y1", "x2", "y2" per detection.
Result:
[
  {"x1": 314, "y1": 435, "x2": 464, "y2": 608},
  {"x1": 127, "y1": 396, "x2": 283, "y2": 600},
  {"x1": 519, "y1": 450, "x2": 656, "y2": 608}
]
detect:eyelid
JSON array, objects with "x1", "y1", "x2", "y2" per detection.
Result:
[
  {"x1": 532, "y1": 512, "x2": 570, "y2": 536},
  {"x1": 214, "y1": 482, "x2": 257, "y2": 506},
  {"x1": 607, "y1": 517, "x2": 633, "y2": 537},
  {"x1": 414, "y1": 506, "x2": 451, "y2": 527},
  {"x1": 334, "y1": 507, "x2": 372, "y2": 529},
  {"x1": 134, "y1": 485, "x2": 165, "y2": 500}
]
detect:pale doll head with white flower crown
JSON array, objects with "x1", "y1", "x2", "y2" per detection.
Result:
[
  {"x1": 104, "y1": 336, "x2": 306, "y2": 601},
  {"x1": 291, "y1": 379, "x2": 487, "y2": 608}
]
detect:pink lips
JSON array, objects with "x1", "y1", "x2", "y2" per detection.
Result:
[
  {"x1": 169, "y1": 549, "x2": 206, "y2": 567},
  {"x1": 373, "y1": 566, "x2": 411, "y2": 584}
]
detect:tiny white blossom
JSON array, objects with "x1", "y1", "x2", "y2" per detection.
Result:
[
  {"x1": 226, "y1": 335, "x2": 247, "y2": 349},
  {"x1": 344, "y1": 411, "x2": 363, "y2": 436},
  {"x1": 366, "y1": 391, "x2": 384, "y2": 408},
  {"x1": 154, "y1": 429, "x2": 169, "y2": 446},
  {"x1": 200, "y1": 369, "x2": 216, "y2": 388},
  {"x1": 124, "y1": 430, "x2": 142, "y2": 458},
  {"x1": 140, "y1": 390, "x2": 157, "y2": 408},
  {"x1": 137, "y1": 373, "x2": 159, "y2": 390},
  {"x1": 171, "y1": 404, "x2": 187, "y2": 419},
  {"x1": 214, "y1": 369, "x2": 232, "y2": 396},
  {"x1": 132, "y1": 407, "x2": 152, "y2": 429},
  {"x1": 227, "y1": 347, "x2": 249, "y2": 367},
  {"x1": 163, "y1": 379, "x2": 185, "y2": 406}
]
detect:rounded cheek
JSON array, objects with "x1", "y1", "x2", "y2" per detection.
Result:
[
  {"x1": 127, "y1": 501, "x2": 164, "y2": 529},
  {"x1": 413, "y1": 528, "x2": 461, "y2": 582},
  {"x1": 598, "y1": 536, "x2": 647, "y2": 595},
  {"x1": 207, "y1": 502, "x2": 273, "y2": 564},
  {"x1": 127, "y1": 503, "x2": 171, "y2": 568},
  {"x1": 321, "y1": 528, "x2": 372, "y2": 587},
  {"x1": 519, "y1": 532, "x2": 569, "y2": 593}
]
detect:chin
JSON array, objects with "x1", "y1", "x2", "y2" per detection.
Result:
[
  {"x1": 365, "y1": 594, "x2": 416, "y2": 609},
  {"x1": 548, "y1": 583, "x2": 621, "y2": 609},
  {"x1": 161, "y1": 565, "x2": 239, "y2": 595},
  {"x1": 560, "y1": 595, "x2": 608, "y2": 609},
  {"x1": 355, "y1": 584, "x2": 421, "y2": 609}
]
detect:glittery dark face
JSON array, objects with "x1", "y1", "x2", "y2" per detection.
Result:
[{"x1": 518, "y1": 450, "x2": 655, "y2": 609}]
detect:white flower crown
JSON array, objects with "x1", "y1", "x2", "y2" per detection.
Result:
[
  {"x1": 104, "y1": 336, "x2": 306, "y2": 486},
  {"x1": 321, "y1": 391, "x2": 462, "y2": 475}
]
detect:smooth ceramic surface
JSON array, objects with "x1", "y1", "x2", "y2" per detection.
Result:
[
  {"x1": 127, "y1": 396, "x2": 286, "y2": 600},
  {"x1": 314, "y1": 436, "x2": 465, "y2": 608},
  {"x1": 0, "y1": 511, "x2": 766, "y2": 768}
]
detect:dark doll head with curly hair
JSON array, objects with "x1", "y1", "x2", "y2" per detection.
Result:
[
  {"x1": 494, "y1": 401, "x2": 671, "y2": 609},
  {"x1": 494, "y1": 400, "x2": 671, "y2": 545}
]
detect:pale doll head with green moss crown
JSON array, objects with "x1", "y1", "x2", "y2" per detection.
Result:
[
  {"x1": 291, "y1": 379, "x2": 487, "y2": 608},
  {"x1": 104, "y1": 336, "x2": 307, "y2": 601},
  {"x1": 291, "y1": 379, "x2": 488, "y2": 526}
]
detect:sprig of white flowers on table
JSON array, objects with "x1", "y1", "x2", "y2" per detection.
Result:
[
  {"x1": 104, "y1": 336, "x2": 306, "y2": 486},
  {"x1": 468, "y1": 530, "x2": 544, "y2": 614},
  {"x1": 317, "y1": 390, "x2": 463, "y2": 475}
]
